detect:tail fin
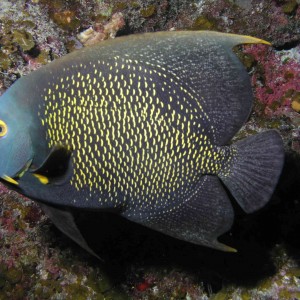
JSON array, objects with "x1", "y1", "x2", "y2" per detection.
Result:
[{"x1": 219, "y1": 130, "x2": 284, "y2": 213}]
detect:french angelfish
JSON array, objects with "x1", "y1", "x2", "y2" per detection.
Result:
[{"x1": 0, "y1": 31, "x2": 284, "y2": 255}]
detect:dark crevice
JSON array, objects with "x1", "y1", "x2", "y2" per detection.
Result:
[
  {"x1": 274, "y1": 39, "x2": 300, "y2": 50},
  {"x1": 25, "y1": 45, "x2": 41, "y2": 58}
]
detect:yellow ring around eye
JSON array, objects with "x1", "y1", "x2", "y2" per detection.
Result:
[{"x1": 0, "y1": 120, "x2": 8, "y2": 137}]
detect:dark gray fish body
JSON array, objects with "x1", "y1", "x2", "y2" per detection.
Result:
[{"x1": 0, "y1": 31, "x2": 284, "y2": 253}]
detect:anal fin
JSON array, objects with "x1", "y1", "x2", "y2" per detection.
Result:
[{"x1": 127, "y1": 175, "x2": 235, "y2": 251}]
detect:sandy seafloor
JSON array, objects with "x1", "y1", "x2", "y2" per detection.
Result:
[{"x1": 0, "y1": 0, "x2": 300, "y2": 299}]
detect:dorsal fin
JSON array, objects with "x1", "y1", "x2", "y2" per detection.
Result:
[
  {"x1": 84, "y1": 31, "x2": 269, "y2": 145},
  {"x1": 28, "y1": 31, "x2": 270, "y2": 146},
  {"x1": 116, "y1": 31, "x2": 269, "y2": 145}
]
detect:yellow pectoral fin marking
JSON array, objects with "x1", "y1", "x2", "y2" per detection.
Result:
[
  {"x1": 33, "y1": 174, "x2": 49, "y2": 185},
  {"x1": 2, "y1": 175, "x2": 19, "y2": 185}
]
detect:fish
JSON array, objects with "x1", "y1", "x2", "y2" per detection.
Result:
[{"x1": 0, "y1": 31, "x2": 284, "y2": 255}]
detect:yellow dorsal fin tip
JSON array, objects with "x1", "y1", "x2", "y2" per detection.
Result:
[{"x1": 242, "y1": 35, "x2": 271, "y2": 46}]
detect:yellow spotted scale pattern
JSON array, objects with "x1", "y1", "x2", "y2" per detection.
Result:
[{"x1": 37, "y1": 54, "x2": 233, "y2": 213}]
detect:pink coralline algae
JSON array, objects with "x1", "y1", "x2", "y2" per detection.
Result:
[{"x1": 243, "y1": 44, "x2": 300, "y2": 116}]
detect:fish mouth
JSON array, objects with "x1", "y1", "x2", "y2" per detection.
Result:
[{"x1": 1, "y1": 159, "x2": 33, "y2": 186}]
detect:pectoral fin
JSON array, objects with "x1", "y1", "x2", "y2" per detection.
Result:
[{"x1": 31, "y1": 145, "x2": 73, "y2": 185}]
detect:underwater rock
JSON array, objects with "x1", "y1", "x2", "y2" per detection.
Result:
[
  {"x1": 77, "y1": 27, "x2": 106, "y2": 46},
  {"x1": 77, "y1": 13, "x2": 125, "y2": 46}
]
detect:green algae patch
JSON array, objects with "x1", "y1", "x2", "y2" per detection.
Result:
[
  {"x1": 86, "y1": 272, "x2": 111, "y2": 294},
  {"x1": 130, "y1": 1, "x2": 141, "y2": 9},
  {"x1": 0, "y1": 52, "x2": 11, "y2": 70},
  {"x1": 65, "y1": 283, "x2": 91, "y2": 299},
  {"x1": 279, "y1": 289, "x2": 300, "y2": 299},
  {"x1": 113, "y1": 2, "x2": 128, "y2": 11},
  {"x1": 282, "y1": 0, "x2": 298, "y2": 14},
  {"x1": 210, "y1": 289, "x2": 230, "y2": 300},
  {"x1": 65, "y1": 39, "x2": 79, "y2": 53},
  {"x1": 12, "y1": 30, "x2": 35, "y2": 51},
  {"x1": 5, "y1": 267, "x2": 23, "y2": 284},
  {"x1": 258, "y1": 277, "x2": 273, "y2": 292},
  {"x1": 51, "y1": 10, "x2": 81, "y2": 31},
  {"x1": 240, "y1": 54, "x2": 256, "y2": 70},
  {"x1": 35, "y1": 49, "x2": 50, "y2": 65},
  {"x1": 93, "y1": 14, "x2": 110, "y2": 23},
  {"x1": 234, "y1": 48, "x2": 256, "y2": 70},
  {"x1": 191, "y1": 16, "x2": 217, "y2": 30},
  {"x1": 39, "y1": 0, "x2": 65, "y2": 10},
  {"x1": 140, "y1": 5, "x2": 156, "y2": 18},
  {"x1": 240, "y1": 291, "x2": 252, "y2": 300},
  {"x1": 291, "y1": 92, "x2": 300, "y2": 113}
]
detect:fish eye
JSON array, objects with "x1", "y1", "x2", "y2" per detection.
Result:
[{"x1": 0, "y1": 120, "x2": 8, "y2": 137}]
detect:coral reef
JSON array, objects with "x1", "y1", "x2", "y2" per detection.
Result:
[
  {"x1": 241, "y1": 44, "x2": 300, "y2": 117},
  {"x1": 0, "y1": 0, "x2": 300, "y2": 299}
]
